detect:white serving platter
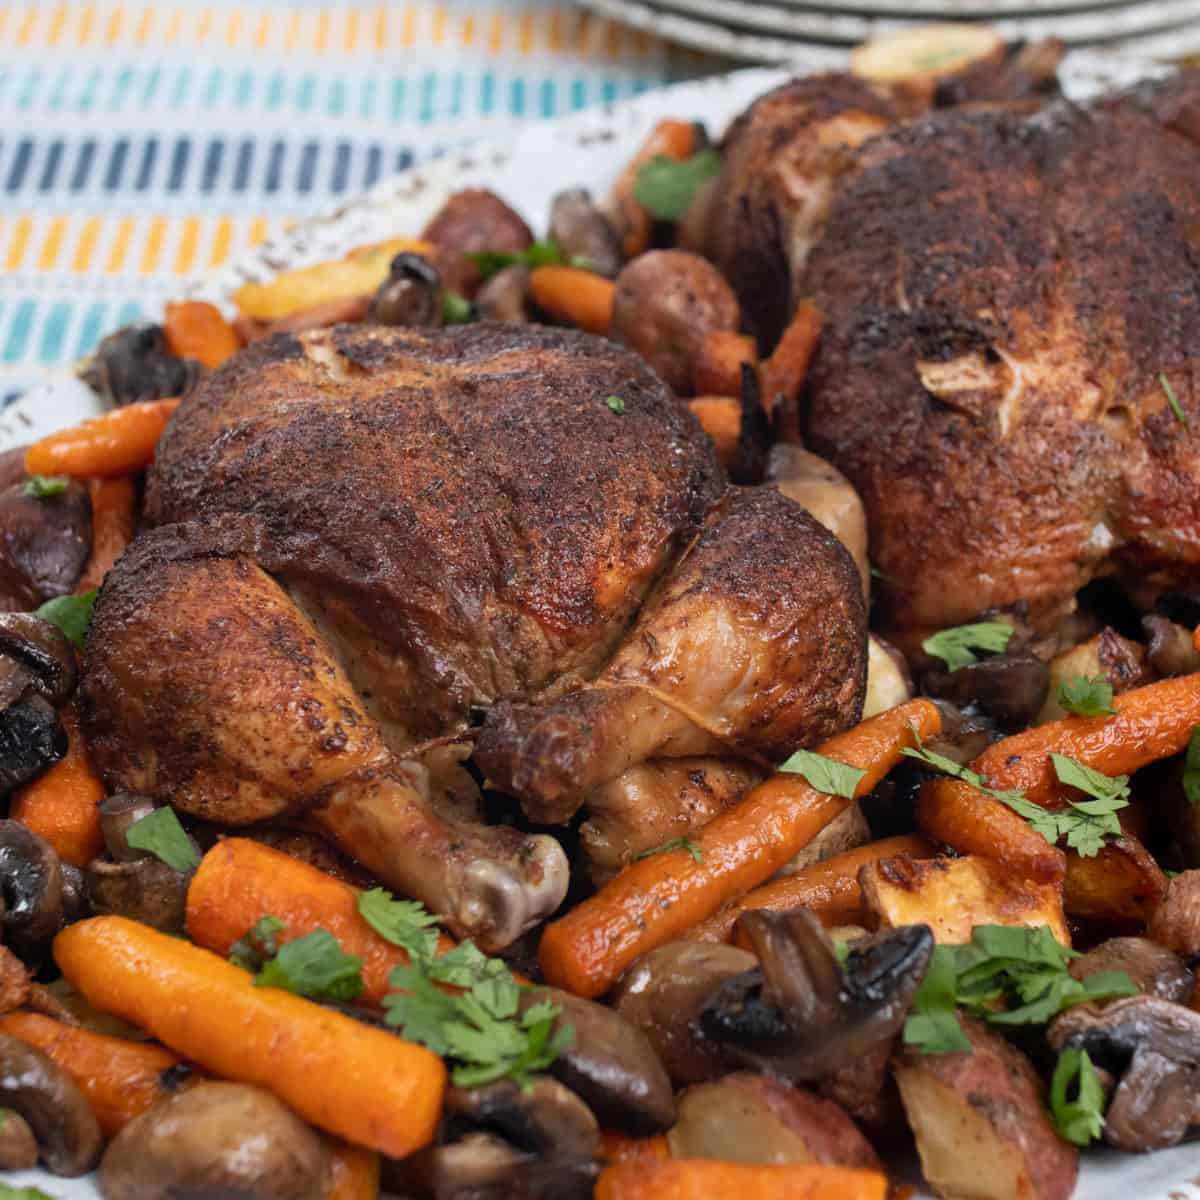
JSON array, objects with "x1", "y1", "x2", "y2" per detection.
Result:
[{"x1": 5, "y1": 51, "x2": 1200, "y2": 1200}]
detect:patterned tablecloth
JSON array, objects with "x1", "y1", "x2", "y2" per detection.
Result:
[{"x1": 0, "y1": 0, "x2": 705, "y2": 404}]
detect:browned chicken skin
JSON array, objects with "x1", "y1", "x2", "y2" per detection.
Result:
[{"x1": 81, "y1": 323, "x2": 867, "y2": 949}]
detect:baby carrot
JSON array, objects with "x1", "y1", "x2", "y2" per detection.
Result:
[
  {"x1": 24, "y1": 398, "x2": 180, "y2": 480},
  {"x1": 163, "y1": 300, "x2": 239, "y2": 370},
  {"x1": 54, "y1": 916, "x2": 446, "y2": 1158},
  {"x1": 687, "y1": 396, "x2": 741, "y2": 467},
  {"x1": 690, "y1": 833, "x2": 931, "y2": 943},
  {"x1": 692, "y1": 332, "x2": 758, "y2": 398},
  {"x1": 598, "y1": 1131, "x2": 671, "y2": 1165},
  {"x1": 916, "y1": 776, "x2": 1066, "y2": 885},
  {"x1": 611, "y1": 119, "x2": 699, "y2": 259},
  {"x1": 75, "y1": 477, "x2": 136, "y2": 593},
  {"x1": 595, "y1": 1160, "x2": 887, "y2": 1200},
  {"x1": 0, "y1": 1011, "x2": 188, "y2": 1137},
  {"x1": 528, "y1": 265, "x2": 616, "y2": 336},
  {"x1": 972, "y1": 673, "x2": 1200, "y2": 807},
  {"x1": 186, "y1": 838, "x2": 455, "y2": 1006},
  {"x1": 759, "y1": 301, "x2": 823, "y2": 438},
  {"x1": 327, "y1": 1138, "x2": 381, "y2": 1200},
  {"x1": 10, "y1": 703, "x2": 105, "y2": 867},
  {"x1": 540, "y1": 700, "x2": 941, "y2": 999}
]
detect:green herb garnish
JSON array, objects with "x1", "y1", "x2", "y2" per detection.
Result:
[
  {"x1": 606, "y1": 395, "x2": 626, "y2": 414},
  {"x1": 357, "y1": 887, "x2": 441, "y2": 962},
  {"x1": 124, "y1": 806, "x2": 200, "y2": 873},
  {"x1": 229, "y1": 915, "x2": 285, "y2": 971},
  {"x1": 22, "y1": 475, "x2": 68, "y2": 499},
  {"x1": 0, "y1": 1185, "x2": 59, "y2": 1200},
  {"x1": 1182, "y1": 726, "x2": 1200, "y2": 805},
  {"x1": 255, "y1": 928, "x2": 364, "y2": 1001},
  {"x1": 634, "y1": 836, "x2": 703, "y2": 864},
  {"x1": 1056, "y1": 675, "x2": 1115, "y2": 719},
  {"x1": 379, "y1": 890, "x2": 573, "y2": 1089},
  {"x1": 921, "y1": 621, "x2": 1014, "y2": 672},
  {"x1": 1050, "y1": 1047, "x2": 1107, "y2": 1146},
  {"x1": 778, "y1": 748, "x2": 866, "y2": 799},
  {"x1": 632, "y1": 148, "x2": 721, "y2": 222},
  {"x1": 903, "y1": 944, "x2": 971, "y2": 1054},
  {"x1": 1161, "y1": 372, "x2": 1187, "y2": 426},
  {"x1": 466, "y1": 239, "x2": 589, "y2": 281},
  {"x1": 35, "y1": 589, "x2": 96, "y2": 649},
  {"x1": 442, "y1": 290, "x2": 474, "y2": 324}
]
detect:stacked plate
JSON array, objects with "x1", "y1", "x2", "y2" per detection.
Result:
[{"x1": 580, "y1": 0, "x2": 1200, "y2": 65}]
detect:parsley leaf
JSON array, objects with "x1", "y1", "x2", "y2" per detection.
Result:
[
  {"x1": 1057, "y1": 675, "x2": 1116, "y2": 719},
  {"x1": 779, "y1": 748, "x2": 866, "y2": 799},
  {"x1": 634, "y1": 836, "x2": 703, "y2": 864},
  {"x1": 633, "y1": 149, "x2": 721, "y2": 221},
  {"x1": 0, "y1": 1185, "x2": 59, "y2": 1200},
  {"x1": 22, "y1": 475, "x2": 68, "y2": 499},
  {"x1": 1161, "y1": 372, "x2": 1187, "y2": 426},
  {"x1": 606, "y1": 395, "x2": 626, "y2": 414},
  {"x1": 1183, "y1": 727, "x2": 1200, "y2": 805},
  {"x1": 442, "y1": 291, "x2": 474, "y2": 324},
  {"x1": 904, "y1": 946, "x2": 971, "y2": 1054},
  {"x1": 1048, "y1": 755, "x2": 1129, "y2": 857},
  {"x1": 466, "y1": 239, "x2": 588, "y2": 282},
  {"x1": 921, "y1": 621, "x2": 1014, "y2": 672},
  {"x1": 230, "y1": 914, "x2": 286, "y2": 971},
  {"x1": 1050, "y1": 1047, "x2": 1106, "y2": 1146},
  {"x1": 35, "y1": 589, "x2": 96, "y2": 649},
  {"x1": 1051, "y1": 754, "x2": 1131, "y2": 805},
  {"x1": 124, "y1": 806, "x2": 200, "y2": 872},
  {"x1": 357, "y1": 887, "x2": 441, "y2": 962},
  {"x1": 256, "y1": 929, "x2": 364, "y2": 1001}
]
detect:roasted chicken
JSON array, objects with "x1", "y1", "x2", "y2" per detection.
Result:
[{"x1": 80, "y1": 324, "x2": 866, "y2": 949}]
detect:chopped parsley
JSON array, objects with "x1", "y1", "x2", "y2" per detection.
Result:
[
  {"x1": 255, "y1": 928, "x2": 364, "y2": 1001},
  {"x1": 606, "y1": 395, "x2": 626, "y2": 414},
  {"x1": 778, "y1": 748, "x2": 865, "y2": 799},
  {"x1": 1182, "y1": 726, "x2": 1200, "y2": 805},
  {"x1": 466, "y1": 239, "x2": 590, "y2": 281},
  {"x1": 357, "y1": 887, "x2": 441, "y2": 962},
  {"x1": 229, "y1": 915, "x2": 285, "y2": 971},
  {"x1": 22, "y1": 475, "x2": 68, "y2": 499},
  {"x1": 1050, "y1": 1047, "x2": 1107, "y2": 1146},
  {"x1": 1161, "y1": 372, "x2": 1187, "y2": 426},
  {"x1": 904, "y1": 925, "x2": 1136, "y2": 1055},
  {"x1": 124, "y1": 806, "x2": 200, "y2": 873},
  {"x1": 379, "y1": 893, "x2": 573, "y2": 1089},
  {"x1": 633, "y1": 148, "x2": 721, "y2": 222},
  {"x1": 921, "y1": 621, "x2": 1014, "y2": 672},
  {"x1": 0, "y1": 1185, "x2": 58, "y2": 1200},
  {"x1": 634, "y1": 836, "x2": 703, "y2": 864},
  {"x1": 34, "y1": 589, "x2": 96, "y2": 649},
  {"x1": 1056, "y1": 674, "x2": 1116, "y2": 719},
  {"x1": 442, "y1": 291, "x2": 474, "y2": 324}
]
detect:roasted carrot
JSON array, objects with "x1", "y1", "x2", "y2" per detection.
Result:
[
  {"x1": 759, "y1": 301, "x2": 824, "y2": 440},
  {"x1": 595, "y1": 1159, "x2": 887, "y2": 1200},
  {"x1": 75, "y1": 477, "x2": 136, "y2": 593},
  {"x1": 186, "y1": 838, "x2": 454, "y2": 1006},
  {"x1": 25, "y1": 398, "x2": 180, "y2": 480},
  {"x1": 688, "y1": 396, "x2": 741, "y2": 467},
  {"x1": 916, "y1": 777, "x2": 1066, "y2": 885},
  {"x1": 528, "y1": 266, "x2": 616, "y2": 336},
  {"x1": 691, "y1": 833, "x2": 932, "y2": 943},
  {"x1": 598, "y1": 1131, "x2": 671, "y2": 1165},
  {"x1": 54, "y1": 916, "x2": 445, "y2": 1158},
  {"x1": 163, "y1": 300, "x2": 240, "y2": 370},
  {"x1": 0, "y1": 1011, "x2": 189, "y2": 1137},
  {"x1": 540, "y1": 700, "x2": 941, "y2": 999},
  {"x1": 327, "y1": 1138, "x2": 381, "y2": 1200},
  {"x1": 1193, "y1": 625, "x2": 1200, "y2": 655},
  {"x1": 972, "y1": 673, "x2": 1200, "y2": 808},
  {"x1": 610, "y1": 119, "x2": 699, "y2": 259},
  {"x1": 10, "y1": 703, "x2": 104, "y2": 867},
  {"x1": 692, "y1": 332, "x2": 759, "y2": 398}
]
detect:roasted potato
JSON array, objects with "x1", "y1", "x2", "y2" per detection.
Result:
[
  {"x1": 420, "y1": 187, "x2": 533, "y2": 296},
  {"x1": 1037, "y1": 627, "x2": 1152, "y2": 723},
  {"x1": 850, "y1": 25, "x2": 1005, "y2": 90},
  {"x1": 859, "y1": 854, "x2": 1070, "y2": 946},
  {"x1": 1148, "y1": 869, "x2": 1200, "y2": 958},
  {"x1": 776, "y1": 802, "x2": 871, "y2": 878},
  {"x1": 863, "y1": 635, "x2": 913, "y2": 718},
  {"x1": 894, "y1": 1015, "x2": 1078, "y2": 1200},
  {"x1": 1063, "y1": 834, "x2": 1168, "y2": 926}
]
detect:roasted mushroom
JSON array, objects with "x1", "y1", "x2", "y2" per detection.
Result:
[
  {"x1": 0, "y1": 480, "x2": 91, "y2": 612},
  {"x1": 1147, "y1": 869, "x2": 1200, "y2": 959},
  {"x1": 697, "y1": 909, "x2": 933, "y2": 1081},
  {"x1": 0, "y1": 613, "x2": 78, "y2": 705},
  {"x1": 548, "y1": 189, "x2": 623, "y2": 279},
  {"x1": 0, "y1": 1033, "x2": 101, "y2": 1175},
  {"x1": 612, "y1": 941, "x2": 756, "y2": 1086},
  {"x1": 370, "y1": 252, "x2": 443, "y2": 327},
  {"x1": 476, "y1": 265, "x2": 532, "y2": 324},
  {"x1": 99, "y1": 1081, "x2": 329, "y2": 1199},
  {"x1": 1048, "y1": 995, "x2": 1200, "y2": 1152},
  {"x1": 0, "y1": 820, "x2": 65, "y2": 964},
  {"x1": 80, "y1": 322, "x2": 200, "y2": 407},
  {"x1": 1068, "y1": 937, "x2": 1194, "y2": 1004},
  {"x1": 921, "y1": 652, "x2": 1049, "y2": 731},
  {"x1": 0, "y1": 1108, "x2": 39, "y2": 1169},
  {"x1": 1142, "y1": 614, "x2": 1200, "y2": 677},
  {"x1": 85, "y1": 855, "x2": 190, "y2": 933},
  {"x1": 98, "y1": 793, "x2": 158, "y2": 861}
]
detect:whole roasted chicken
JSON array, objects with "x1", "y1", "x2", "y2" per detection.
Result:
[{"x1": 80, "y1": 324, "x2": 866, "y2": 949}]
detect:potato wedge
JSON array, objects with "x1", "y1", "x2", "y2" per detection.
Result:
[
  {"x1": 860, "y1": 854, "x2": 1070, "y2": 946},
  {"x1": 775, "y1": 802, "x2": 870, "y2": 878},
  {"x1": 850, "y1": 25, "x2": 1004, "y2": 88},
  {"x1": 1037, "y1": 628, "x2": 1151, "y2": 723},
  {"x1": 894, "y1": 1015, "x2": 1078, "y2": 1200},
  {"x1": 1063, "y1": 834, "x2": 1167, "y2": 925},
  {"x1": 232, "y1": 238, "x2": 432, "y2": 321},
  {"x1": 863, "y1": 635, "x2": 912, "y2": 718}
]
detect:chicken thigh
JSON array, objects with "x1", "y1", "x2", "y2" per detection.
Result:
[{"x1": 81, "y1": 323, "x2": 867, "y2": 949}]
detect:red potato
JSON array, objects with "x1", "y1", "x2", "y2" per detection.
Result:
[
  {"x1": 420, "y1": 188, "x2": 533, "y2": 297},
  {"x1": 1148, "y1": 869, "x2": 1200, "y2": 957},
  {"x1": 894, "y1": 1015, "x2": 1079, "y2": 1200}
]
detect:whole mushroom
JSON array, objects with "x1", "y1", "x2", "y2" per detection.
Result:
[
  {"x1": 0, "y1": 820, "x2": 65, "y2": 964},
  {"x1": 370, "y1": 252, "x2": 444, "y2": 327},
  {"x1": 80, "y1": 323, "x2": 199, "y2": 407}
]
